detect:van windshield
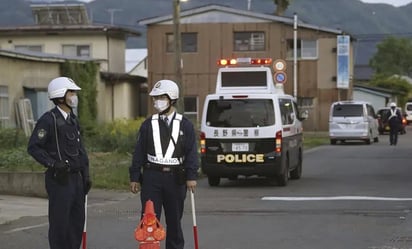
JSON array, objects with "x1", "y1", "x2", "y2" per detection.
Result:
[
  {"x1": 406, "y1": 104, "x2": 412, "y2": 111},
  {"x1": 332, "y1": 104, "x2": 363, "y2": 117},
  {"x1": 206, "y1": 99, "x2": 275, "y2": 127}
]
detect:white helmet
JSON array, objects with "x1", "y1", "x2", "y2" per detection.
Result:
[
  {"x1": 390, "y1": 102, "x2": 397, "y2": 108},
  {"x1": 48, "y1": 77, "x2": 81, "y2": 99},
  {"x1": 149, "y1": 80, "x2": 179, "y2": 100}
]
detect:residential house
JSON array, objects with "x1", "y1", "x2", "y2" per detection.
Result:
[
  {"x1": 353, "y1": 84, "x2": 399, "y2": 111},
  {"x1": 0, "y1": 49, "x2": 96, "y2": 133},
  {"x1": 126, "y1": 48, "x2": 149, "y2": 117},
  {"x1": 0, "y1": 3, "x2": 146, "y2": 129},
  {"x1": 139, "y1": 4, "x2": 354, "y2": 131}
]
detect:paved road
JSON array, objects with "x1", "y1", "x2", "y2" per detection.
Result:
[{"x1": 1, "y1": 126, "x2": 412, "y2": 249}]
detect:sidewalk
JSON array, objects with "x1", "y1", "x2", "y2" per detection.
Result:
[{"x1": 0, "y1": 189, "x2": 133, "y2": 225}]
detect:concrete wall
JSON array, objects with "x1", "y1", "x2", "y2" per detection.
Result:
[{"x1": 0, "y1": 172, "x2": 47, "y2": 198}]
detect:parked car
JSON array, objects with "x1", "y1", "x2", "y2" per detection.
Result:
[
  {"x1": 329, "y1": 100, "x2": 379, "y2": 145},
  {"x1": 376, "y1": 107, "x2": 407, "y2": 135},
  {"x1": 405, "y1": 102, "x2": 412, "y2": 125}
]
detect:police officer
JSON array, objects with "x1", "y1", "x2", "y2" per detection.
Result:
[
  {"x1": 27, "y1": 77, "x2": 92, "y2": 249},
  {"x1": 386, "y1": 102, "x2": 402, "y2": 146},
  {"x1": 129, "y1": 80, "x2": 198, "y2": 249}
]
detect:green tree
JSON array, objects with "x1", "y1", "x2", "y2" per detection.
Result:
[
  {"x1": 60, "y1": 61, "x2": 99, "y2": 135},
  {"x1": 369, "y1": 36, "x2": 412, "y2": 77},
  {"x1": 274, "y1": 0, "x2": 291, "y2": 16},
  {"x1": 369, "y1": 74, "x2": 412, "y2": 108}
]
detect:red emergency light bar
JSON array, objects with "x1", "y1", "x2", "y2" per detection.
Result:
[{"x1": 217, "y1": 57, "x2": 272, "y2": 66}]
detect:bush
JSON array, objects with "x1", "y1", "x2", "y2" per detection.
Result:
[
  {"x1": 86, "y1": 118, "x2": 145, "y2": 153},
  {"x1": 0, "y1": 128, "x2": 27, "y2": 149}
]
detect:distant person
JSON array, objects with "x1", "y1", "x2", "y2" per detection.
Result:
[
  {"x1": 386, "y1": 102, "x2": 402, "y2": 146},
  {"x1": 129, "y1": 79, "x2": 199, "y2": 249},
  {"x1": 27, "y1": 77, "x2": 92, "y2": 249}
]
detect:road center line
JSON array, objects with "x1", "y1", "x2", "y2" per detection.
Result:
[
  {"x1": 261, "y1": 196, "x2": 412, "y2": 201},
  {"x1": 4, "y1": 222, "x2": 48, "y2": 234}
]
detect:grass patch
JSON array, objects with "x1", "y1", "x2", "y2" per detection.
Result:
[
  {"x1": 0, "y1": 129, "x2": 329, "y2": 190},
  {"x1": 89, "y1": 152, "x2": 131, "y2": 190},
  {"x1": 303, "y1": 132, "x2": 329, "y2": 149}
]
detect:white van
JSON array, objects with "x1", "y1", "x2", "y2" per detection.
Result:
[
  {"x1": 405, "y1": 102, "x2": 412, "y2": 125},
  {"x1": 329, "y1": 100, "x2": 379, "y2": 145},
  {"x1": 200, "y1": 58, "x2": 308, "y2": 187}
]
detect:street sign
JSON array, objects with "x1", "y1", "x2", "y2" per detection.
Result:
[
  {"x1": 273, "y1": 59, "x2": 286, "y2": 72},
  {"x1": 274, "y1": 71, "x2": 287, "y2": 84}
]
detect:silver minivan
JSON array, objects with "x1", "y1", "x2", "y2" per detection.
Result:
[
  {"x1": 405, "y1": 102, "x2": 412, "y2": 125},
  {"x1": 329, "y1": 100, "x2": 379, "y2": 145}
]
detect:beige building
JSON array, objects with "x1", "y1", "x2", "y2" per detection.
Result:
[
  {"x1": 0, "y1": 49, "x2": 95, "y2": 133},
  {"x1": 140, "y1": 4, "x2": 354, "y2": 131},
  {"x1": 0, "y1": 3, "x2": 146, "y2": 129}
]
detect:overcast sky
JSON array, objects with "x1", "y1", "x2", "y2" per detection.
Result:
[{"x1": 360, "y1": 0, "x2": 412, "y2": 6}]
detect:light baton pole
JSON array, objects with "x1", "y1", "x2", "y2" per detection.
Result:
[
  {"x1": 190, "y1": 190, "x2": 199, "y2": 249},
  {"x1": 82, "y1": 194, "x2": 88, "y2": 249}
]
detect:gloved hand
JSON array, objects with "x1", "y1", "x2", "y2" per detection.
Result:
[
  {"x1": 53, "y1": 161, "x2": 69, "y2": 185},
  {"x1": 84, "y1": 178, "x2": 92, "y2": 195}
]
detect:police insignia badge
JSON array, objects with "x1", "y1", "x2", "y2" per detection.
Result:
[{"x1": 37, "y1": 129, "x2": 46, "y2": 139}]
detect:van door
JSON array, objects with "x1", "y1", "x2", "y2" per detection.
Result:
[
  {"x1": 278, "y1": 98, "x2": 302, "y2": 168},
  {"x1": 366, "y1": 104, "x2": 379, "y2": 139}
]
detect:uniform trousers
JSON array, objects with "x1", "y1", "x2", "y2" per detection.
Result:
[
  {"x1": 389, "y1": 124, "x2": 399, "y2": 145},
  {"x1": 45, "y1": 170, "x2": 85, "y2": 249},
  {"x1": 140, "y1": 169, "x2": 187, "y2": 249}
]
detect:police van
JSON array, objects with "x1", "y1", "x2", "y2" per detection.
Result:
[{"x1": 200, "y1": 58, "x2": 308, "y2": 186}]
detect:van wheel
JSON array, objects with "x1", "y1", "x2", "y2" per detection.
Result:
[
  {"x1": 330, "y1": 139, "x2": 337, "y2": 145},
  {"x1": 374, "y1": 136, "x2": 379, "y2": 142},
  {"x1": 277, "y1": 155, "x2": 289, "y2": 186},
  {"x1": 208, "y1": 176, "x2": 220, "y2": 186},
  {"x1": 290, "y1": 151, "x2": 302, "y2": 180}
]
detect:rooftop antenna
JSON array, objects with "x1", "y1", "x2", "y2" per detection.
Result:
[{"x1": 107, "y1": 8, "x2": 122, "y2": 25}]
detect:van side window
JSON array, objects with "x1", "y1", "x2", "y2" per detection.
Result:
[
  {"x1": 279, "y1": 98, "x2": 295, "y2": 125},
  {"x1": 367, "y1": 105, "x2": 376, "y2": 118}
]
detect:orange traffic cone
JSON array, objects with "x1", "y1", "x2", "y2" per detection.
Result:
[{"x1": 135, "y1": 200, "x2": 166, "y2": 249}]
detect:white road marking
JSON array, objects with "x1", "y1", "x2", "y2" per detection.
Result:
[
  {"x1": 4, "y1": 222, "x2": 48, "y2": 234},
  {"x1": 261, "y1": 196, "x2": 412, "y2": 201}
]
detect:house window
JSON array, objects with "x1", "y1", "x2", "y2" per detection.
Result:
[
  {"x1": 14, "y1": 45, "x2": 42, "y2": 52},
  {"x1": 287, "y1": 39, "x2": 318, "y2": 59},
  {"x1": 166, "y1": 33, "x2": 198, "y2": 53},
  {"x1": 184, "y1": 96, "x2": 198, "y2": 126},
  {"x1": 0, "y1": 86, "x2": 9, "y2": 128},
  {"x1": 234, "y1": 32, "x2": 265, "y2": 51},
  {"x1": 62, "y1": 44, "x2": 90, "y2": 57},
  {"x1": 297, "y1": 97, "x2": 314, "y2": 108}
]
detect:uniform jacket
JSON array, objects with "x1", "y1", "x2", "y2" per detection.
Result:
[
  {"x1": 386, "y1": 108, "x2": 402, "y2": 129},
  {"x1": 27, "y1": 107, "x2": 89, "y2": 178},
  {"x1": 129, "y1": 112, "x2": 199, "y2": 182}
]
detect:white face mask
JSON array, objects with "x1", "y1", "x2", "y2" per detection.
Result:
[
  {"x1": 153, "y1": 99, "x2": 169, "y2": 113},
  {"x1": 67, "y1": 95, "x2": 78, "y2": 108}
]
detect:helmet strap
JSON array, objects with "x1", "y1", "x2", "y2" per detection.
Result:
[{"x1": 54, "y1": 96, "x2": 73, "y2": 113}]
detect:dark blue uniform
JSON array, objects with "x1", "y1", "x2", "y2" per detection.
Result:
[
  {"x1": 129, "y1": 112, "x2": 198, "y2": 249},
  {"x1": 28, "y1": 107, "x2": 89, "y2": 249},
  {"x1": 386, "y1": 108, "x2": 402, "y2": 145}
]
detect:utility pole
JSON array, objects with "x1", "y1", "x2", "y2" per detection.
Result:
[
  {"x1": 173, "y1": 0, "x2": 184, "y2": 112},
  {"x1": 293, "y1": 13, "x2": 298, "y2": 99}
]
